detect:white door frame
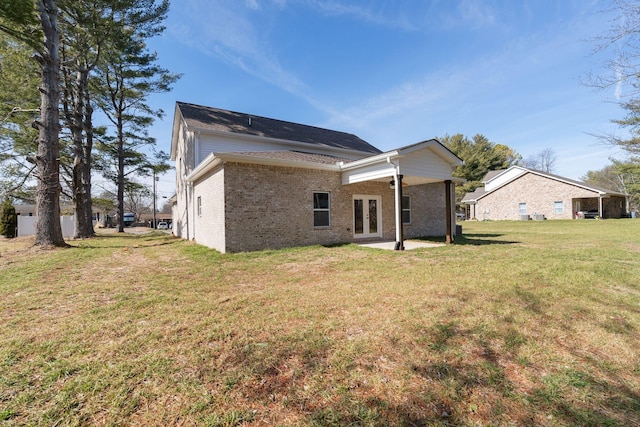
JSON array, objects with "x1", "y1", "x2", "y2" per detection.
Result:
[{"x1": 353, "y1": 194, "x2": 382, "y2": 239}]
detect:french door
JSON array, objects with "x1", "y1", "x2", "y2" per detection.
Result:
[{"x1": 353, "y1": 195, "x2": 382, "y2": 238}]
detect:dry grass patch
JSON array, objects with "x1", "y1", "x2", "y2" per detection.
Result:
[{"x1": 1, "y1": 222, "x2": 639, "y2": 425}]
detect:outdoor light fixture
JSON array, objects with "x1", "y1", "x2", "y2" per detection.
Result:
[{"x1": 390, "y1": 175, "x2": 403, "y2": 189}]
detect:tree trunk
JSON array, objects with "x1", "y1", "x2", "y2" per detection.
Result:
[
  {"x1": 116, "y1": 111, "x2": 125, "y2": 233},
  {"x1": 71, "y1": 68, "x2": 95, "y2": 238},
  {"x1": 34, "y1": 0, "x2": 65, "y2": 248},
  {"x1": 81, "y1": 93, "x2": 95, "y2": 234}
]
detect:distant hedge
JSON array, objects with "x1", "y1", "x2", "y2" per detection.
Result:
[{"x1": 0, "y1": 198, "x2": 17, "y2": 238}]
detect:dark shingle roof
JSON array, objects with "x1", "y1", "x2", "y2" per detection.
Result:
[{"x1": 177, "y1": 102, "x2": 381, "y2": 155}]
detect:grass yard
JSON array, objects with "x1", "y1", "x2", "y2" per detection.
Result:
[{"x1": 0, "y1": 220, "x2": 639, "y2": 426}]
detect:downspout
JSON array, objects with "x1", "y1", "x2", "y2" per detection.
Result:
[{"x1": 184, "y1": 176, "x2": 190, "y2": 240}]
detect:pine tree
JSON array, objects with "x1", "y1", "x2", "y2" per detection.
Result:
[
  {"x1": 0, "y1": 0, "x2": 66, "y2": 247},
  {"x1": 93, "y1": 0, "x2": 179, "y2": 232}
]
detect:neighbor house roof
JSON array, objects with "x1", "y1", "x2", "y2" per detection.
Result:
[
  {"x1": 173, "y1": 102, "x2": 382, "y2": 156},
  {"x1": 482, "y1": 169, "x2": 504, "y2": 182},
  {"x1": 462, "y1": 166, "x2": 626, "y2": 203},
  {"x1": 460, "y1": 188, "x2": 485, "y2": 204}
]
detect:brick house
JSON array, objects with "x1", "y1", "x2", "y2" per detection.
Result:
[
  {"x1": 169, "y1": 102, "x2": 463, "y2": 253},
  {"x1": 461, "y1": 166, "x2": 627, "y2": 220}
]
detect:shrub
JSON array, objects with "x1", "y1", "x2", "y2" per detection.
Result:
[{"x1": 0, "y1": 198, "x2": 17, "y2": 238}]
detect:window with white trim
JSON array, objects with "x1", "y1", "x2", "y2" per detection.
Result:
[
  {"x1": 197, "y1": 196, "x2": 202, "y2": 216},
  {"x1": 519, "y1": 203, "x2": 527, "y2": 215},
  {"x1": 402, "y1": 195, "x2": 411, "y2": 224},
  {"x1": 313, "y1": 192, "x2": 330, "y2": 227},
  {"x1": 554, "y1": 201, "x2": 564, "y2": 214}
]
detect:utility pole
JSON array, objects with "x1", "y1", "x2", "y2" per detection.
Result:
[{"x1": 153, "y1": 169, "x2": 157, "y2": 229}]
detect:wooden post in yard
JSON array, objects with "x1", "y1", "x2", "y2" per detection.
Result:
[{"x1": 445, "y1": 180, "x2": 453, "y2": 244}]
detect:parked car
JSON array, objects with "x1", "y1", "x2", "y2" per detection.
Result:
[{"x1": 157, "y1": 221, "x2": 168, "y2": 229}]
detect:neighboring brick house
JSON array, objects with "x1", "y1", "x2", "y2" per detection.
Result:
[
  {"x1": 170, "y1": 102, "x2": 463, "y2": 253},
  {"x1": 462, "y1": 166, "x2": 627, "y2": 220}
]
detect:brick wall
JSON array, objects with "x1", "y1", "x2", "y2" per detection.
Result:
[
  {"x1": 403, "y1": 182, "x2": 448, "y2": 237},
  {"x1": 192, "y1": 164, "x2": 226, "y2": 251},
  {"x1": 475, "y1": 172, "x2": 602, "y2": 220},
  {"x1": 216, "y1": 163, "x2": 450, "y2": 252}
]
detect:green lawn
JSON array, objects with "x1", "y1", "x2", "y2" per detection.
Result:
[{"x1": 1, "y1": 220, "x2": 639, "y2": 426}]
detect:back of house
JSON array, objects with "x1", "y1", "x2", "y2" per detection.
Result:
[{"x1": 170, "y1": 102, "x2": 463, "y2": 253}]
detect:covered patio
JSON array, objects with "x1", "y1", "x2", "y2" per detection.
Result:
[{"x1": 339, "y1": 139, "x2": 463, "y2": 250}]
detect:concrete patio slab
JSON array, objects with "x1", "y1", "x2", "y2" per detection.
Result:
[{"x1": 358, "y1": 240, "x2": 444, "y2": 250}]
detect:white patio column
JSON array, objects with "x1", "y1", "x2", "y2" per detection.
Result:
[
  {"x1": 394, "y1": 170, "x2": 404, "y2": 250},
  {"x1": 599, "y1": 195, "x2": 603, "y2": 219}
]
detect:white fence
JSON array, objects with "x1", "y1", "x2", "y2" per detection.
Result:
[{"x1": 17, "y1": 215, "x2": 75, "y2": 238}]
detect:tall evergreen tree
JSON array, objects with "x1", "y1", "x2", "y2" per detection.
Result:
[
  {"x1": 59, "y1": 0, "x2": 172, "y2": 238},
  {"x1": 0, "y1": 0, "x2": 66, "y2": 247},
  {"x1": 0, "y1": 33, "x2": 40, "y2": 201},
  {"x1": 93, "y1": 0, "x2": 179, "y2": 232},
  {"x1": 441, "y1": 134, "x2": 521, "y2": 202},
  {"x1": 58, "y1": 1, "x2": 113, "y2": 238}
]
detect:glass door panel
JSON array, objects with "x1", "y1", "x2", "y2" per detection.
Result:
[
  {"x1": 354, "y1": 199, "x2": 364, "y2": 234},
  {"x1": 353, "y1": 195, "x2": 381, "y2": 238},
  {"x1": 368, "y1": 199, "x2": 377, "y2": 233}
]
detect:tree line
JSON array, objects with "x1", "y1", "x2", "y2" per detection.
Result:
[
  {"x1": 0, "y1": 0, "x2": 178, "y2": 246},
  {"x1": 440, "y1": 131, "x2": 640, "y2": 213},
  {"x1": 579, "y1": 0, "x2": 640, "y2": 214}
]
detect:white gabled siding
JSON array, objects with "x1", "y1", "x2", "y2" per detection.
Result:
[
  {"x1": 197, "y1": 134, "x2": 284, "y2": 163},
  {"x1": 196, "y1": 133, "x2": 368, "y2": 165},
  {"x1": 485, "y1": 167, "x2": 526, "y2": 191},
  {"x1": 399, "y1": 147, "x2": 453, "y2": 180}
]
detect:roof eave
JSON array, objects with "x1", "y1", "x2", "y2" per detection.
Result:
[
  {"x1": 214, "y1": 152, "x2": 342, "y2": 171},
  {"x1": 186, "y1": 153, "x2": 222, "y2": 182},
  {"x1": 187, "y1": 152, "x2": 341, "y2": 182},
  {"x1": 339, "y1": 150, "x2": 402, "y2": 170}
]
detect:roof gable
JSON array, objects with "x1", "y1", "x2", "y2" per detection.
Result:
[{"x1": 175, "y1": 102, "x2": 381, "y2": 155}]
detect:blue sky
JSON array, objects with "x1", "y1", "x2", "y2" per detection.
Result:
[{"x1": 145, "y1": 0, "x2": 629, "y2": 197}]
